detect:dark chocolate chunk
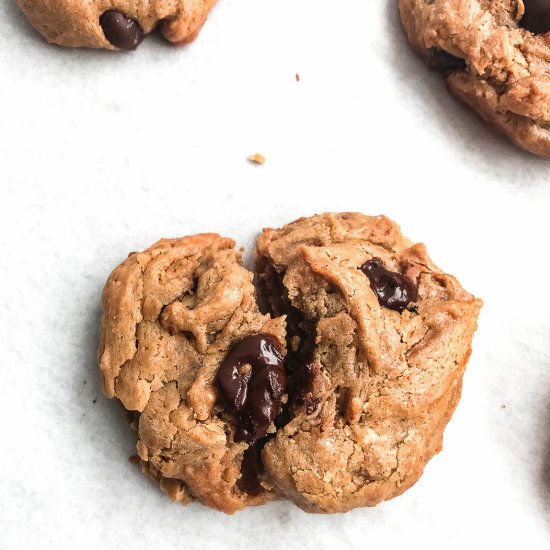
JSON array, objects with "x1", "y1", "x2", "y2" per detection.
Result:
[
  {"x1": 216, "y1": 335, "x2": 286, "y2": 444},
  {"x1": 520, "y1": 0, "x2": 550, "y2": 34},
  {"x1": 100, "y1": 11, "x2": 144, "y2": 51},
  {"x1": 428, "y1": 48, "x2": 466, "y2": 72},
  {"x1": 360, "y1": 258, "x2": 417, "y2": 313},
  {"x1": 237, "y1": 445, "x2": 262, "y2": 496}
]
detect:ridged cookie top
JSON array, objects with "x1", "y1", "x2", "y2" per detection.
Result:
[
  {"x1": 255, "y1": 213, "x2": 482, "y2": 513},
  {"x1": 399, "y1": 0, "x2": 550, "y2": 156},
  {"x1": 256, "y1": 212, "x2": 479, "y2": 403},
  {"x1": 98, "y1": 233, "x2": 285, "y2": 513}
]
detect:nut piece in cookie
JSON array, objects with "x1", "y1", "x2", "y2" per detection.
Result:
[
  {"x1": 254, "y1": 212, "x2": 482, "y2": 513},
  {"x1": 98, "y1": 234, "x2": 286, "y2": 514},
  {"x1": 18, "y1": 0, "x2": 217, "y2": 50},
  {"x1": 399, "y1": 0, "x2": 550, "y2": 157}
]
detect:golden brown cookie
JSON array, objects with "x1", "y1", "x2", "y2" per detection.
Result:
[
  {"x1": 18, "y1": 0, "x2": 217, "y2": 50},
  {"x1": 399, "y1": 0, "x2": 550, "y2": 157},
  {"x1": 98, "y1": 234, "x2": 286, "y2": 513},
  {"x1": 99, "y1": 215, "x2": 482, "y2": 514},
  {"x1": 254, "y1": 213, "x2": 482, "y2": 513}
]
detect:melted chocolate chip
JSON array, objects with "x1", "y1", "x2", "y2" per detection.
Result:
[
  {"x1": 428, "y1": 48, "x2": 466, "y2": 72},
  {"x1": 100, "y1": 11, "x2": 144, "y2": 51},
  {"x1": 520, "y1": 0, "x2": 550, "y2": 34},
  {"x1": 237, "y1": 445, "x2": 262, "y2": 496},
  {"x1": 215, "y1": 335, "x2": 286, "y2": 444},
  {"x1": 292, "y1": 362, "x2": 321, "y2": 415},
  {"x1": 360, "y1": 259, "x2": 417, "y2": 313}
]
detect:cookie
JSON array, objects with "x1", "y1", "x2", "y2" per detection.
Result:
[
  {"x1": 98, "y1": 234, "x2": 287, "y2": 513},
  {"x1": 99, "y1": 215, "x2": 482, "y2": 514},
  {"x1": 18, "y1": 0, "x2": 217, "y2": 50},
  {"x1": 254, "y1": 213, "x2": 482, "y2": 513},
  {"x1": 399, "y1": 0, "x2": 550, "y2": 157}
]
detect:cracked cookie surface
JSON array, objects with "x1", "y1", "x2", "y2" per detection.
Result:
[
  {"x1": 255, "y1": 213, "x2": 482, "y2": 513},
  {"x1": 98, "y1": 234, "x2": 286, "y2": 513},
  {"x1": 399, "y1": 0, "x2": 550, "y2": 157},
  {"x1": 18, "y1": 0, "x2": 217, "y2": 50},
  {"x1": 99, "y1": 215, "x2": 481, "y2": 514}
]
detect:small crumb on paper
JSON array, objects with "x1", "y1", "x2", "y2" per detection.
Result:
[
  {"x1": 295, "y1": 73, "x2": 300, "y2": 82},
  {"x1": 129, "y1": 455, "x2": 140, "y2": 464},
  {"x1": 248, "y1": 153, "x2": 266, "y2": 165}
]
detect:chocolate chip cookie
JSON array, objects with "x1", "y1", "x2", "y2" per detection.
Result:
[
  {"x1": 254, "y1": 213, "x2": 482, "y2": 513},
  {"x1": 98, "y1": 234, "x2": 286, "y2": 513},
  {"x1": 18, "y1": 0, "x2": 217, "y2": 50},
  {"x1": 99, "y1": 215, "x2": 482, "y2": 514},
  {"x1": 399, "y1": 0, "x2": 550, "y2": 157}
]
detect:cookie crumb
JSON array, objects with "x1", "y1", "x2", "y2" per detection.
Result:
[
  {"x1": 92, "y1": 398, "x2": 97, "y2": 404},
  {"x1": 129, "y1": 455, "x2": 140, "y2": 465},
  {"x1": 248, "y1": 153, "x2": 266, "y2": 165},
  {"x1": 501, "y1": 404, "x2": 506, "y2": 409},
  {"x1": 295, "y1": 73, "x2": 300, "y2": 82}
]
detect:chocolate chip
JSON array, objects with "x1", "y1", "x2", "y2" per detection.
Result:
[
  {"x1": 292, "y1": 362, "x2": 322, "y2": 415},
  {"x1": 237, "y1": 445, "x2": 262, "y2": 496},
  {"x1": 100, "y1": 11, "x2": 144, "y2": 51},
  {"x1": 215, "y1": 335, "x2": 286, "y2": 444},
  {"x1": 520, "y1": 0, "x2": 550, "y2": 34},
  {"x1": 360, "y1": 259, "x2": 417, "y2": 313},
  {"x1": 428, "y1": 48, "x2": 466, "y2": 73}
]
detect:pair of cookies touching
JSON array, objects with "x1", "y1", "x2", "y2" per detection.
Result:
[
  {"x1": 99, "y1": 213, "x2": 482, "y2": 514},
  {"x1": 19, "y1": 0, "x2": 550, "y2": 157}
]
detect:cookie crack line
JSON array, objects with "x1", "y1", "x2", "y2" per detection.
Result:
[
  {"x1": 98, "y1": 213, "x2": 482, "y2": 514},
  {"x1": 399, "y1": 0, "x2": 550, "y2": 157}
]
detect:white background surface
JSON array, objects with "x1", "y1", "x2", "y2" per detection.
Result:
[{"x1": 1, "y1": 1, "x2": 550, "y2": 548}]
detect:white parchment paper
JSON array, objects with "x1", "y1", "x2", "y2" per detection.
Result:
[{"x1": 1, "y1": 1, "x2": 549, "y2": 548}]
